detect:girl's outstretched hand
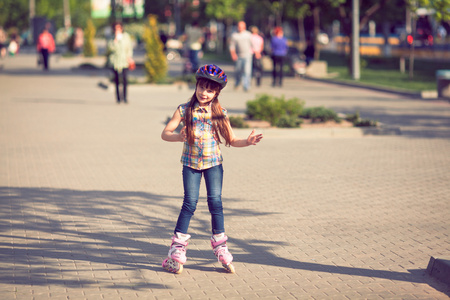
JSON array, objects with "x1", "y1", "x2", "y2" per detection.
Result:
[{"x1": 247, "y1": 129, "x2": 263, "y2": 145}]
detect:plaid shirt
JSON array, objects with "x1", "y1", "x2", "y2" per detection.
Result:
[{"x1": 178, "y1": 102, "x2": 227, "y2": 170}]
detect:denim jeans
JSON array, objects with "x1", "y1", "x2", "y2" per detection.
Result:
[
  {"x1": 112, "y1": 68, "x2": 128, "y2": 103},
  {"x1": 174, "y1": 165, "x2": 224, "y2": 235},
  {"x1": 189, "y1": 49, "x2": 200, "y2": 73},
  {"x1": 234, "y1": 56, "x2": 253, "y2": 91},
  {"x1": 272, "y1": 55, "x2": 284, "y2": 86}
]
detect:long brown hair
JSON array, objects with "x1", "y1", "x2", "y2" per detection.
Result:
[{"x1": 185, "y1": 78, "x2": 232, "y2": 146}]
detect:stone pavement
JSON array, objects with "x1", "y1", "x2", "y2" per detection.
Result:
[{"x1": 0, "y1": 53, "x2": 449, "y2": 299}]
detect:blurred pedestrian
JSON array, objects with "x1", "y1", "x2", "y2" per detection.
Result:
[
  {"x1": 250, "y1": 26, "x2": 264, "y2": 86},
  {"x1": 0, "y1": 27, "x2": 6, "y2": 58},
  {"x1": 8, "y1": 33, "x2": 20, "y2": 56},
  {"x1": 304, "y1": 38, "x2": 315, "y2": 66},
  {"x1": 183, "y1": 21, "x2": 204, "y2": 73},
  {"x1": 229, "y1": 21, "x2": 253, "y2": 92},
  {"x1": 107, "y1": 22, "x2": 134, "y2": 104},
  {"x1": 73, "y1": 27, "x2": 84, "y2": 55},
  {"x1": 36, "y1": 23, "x2": 56, "y2": 71},
  {"x1": 270, "y1": 26, "x2": 288, "y2": 87}
]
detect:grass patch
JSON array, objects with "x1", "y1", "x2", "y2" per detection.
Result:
[{"x1": 320, "y1": 51, "x2": 450, "y2": 92}]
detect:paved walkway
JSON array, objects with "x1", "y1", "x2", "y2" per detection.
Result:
[{"x1": 0, "y1": 53, "x2": 449, "y2": 299}]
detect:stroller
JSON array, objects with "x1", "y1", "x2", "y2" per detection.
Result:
[
  {"x1": 287, "y1": 47, "x2": 307, "y2": 77},
  {"x1": 182, "y1": 49, "x2": 203, "y2": 75}
]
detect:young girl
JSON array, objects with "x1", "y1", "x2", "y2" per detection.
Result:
[{"x1": 161, "y1": 64, "x2": 263, "y2": 274}]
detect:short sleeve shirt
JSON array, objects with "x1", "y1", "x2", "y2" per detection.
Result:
[
  {"x1": 229, "y1": 30, "x2": 253, "y2": 58},
  {"x1": 178, "y1": 102, "x2": 227, "y2": 170}
]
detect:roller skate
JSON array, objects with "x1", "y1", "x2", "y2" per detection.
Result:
[
  {"x1": 211, "y1": 233, "x2": 235, "y2": 273},
  {"x1": 162, "y1": 232, "x2": 190, "y2": 274}
]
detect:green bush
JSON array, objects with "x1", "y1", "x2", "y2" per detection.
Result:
[
  {"x1": 354, "y1": 119, "x2": 378, "y2": 127},
  {"x1": 301, "y1": 106, "x2": 341, "y2": 123},
  {"x1": 246, "y1": 94, "x2": 304, "y2": 127},
  {"x1": 229, "y1": 116, "x2": 249, "y2": 128},
  {"x1": 83, "y1": 19, "x2": 97, "y2": 57},
  {"x1": 345, "y1": 111, "x2": 378, "y2": 127},
  {"x1": 276, "y1": 115, "x2": 303, "y2": 128},
  {"x1": 345, "y1": 111, "x2": 359, "y2": 124},
  {"x1": 143, "y1": 15, "x2": 167, "y2": 83}
]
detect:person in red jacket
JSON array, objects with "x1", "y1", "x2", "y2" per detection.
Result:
[{"x1": 37, "y1": 23, "x2": 55, "y2": 71}]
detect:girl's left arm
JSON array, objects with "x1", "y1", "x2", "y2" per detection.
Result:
[
  {"x1": 227, "y1": 118, "x2": 263, "y2": 147},
  {"x1": 161, "y1": 109, "x2": 186, "y2": 142}
]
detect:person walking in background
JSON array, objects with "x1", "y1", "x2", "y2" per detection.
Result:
[
  {"x1": 0, "y1": 27, "x2": 7, "y2": 59},
  {"x1": 73, "y1": 27, "x2": 84, "y2": 55},
  {"x1": 107, "y1": 22, "x2": 134, "y2": 104},
  {"x1": 270, "y1": 26, "x2": 288, "y2": 87},
  {"x1": 8, "y1": 33, "x2": 20, "y2": 56},
  {"x1": 304, "y1": 38, "x2": 315, "y2": 66},
  {"x1": 229, "y1": 21, "x2": 253, "y2": 92},
  {"x1": 36, "y1": 23, "x2": 55, "y2": 71},
  {"x1": 250, "y1": 26, "x2": 264, "y2": 87},
  {"x1": 161, "y1": 64, "x2": 263, "y2": 274},
  {"x1": 183, "y1": 21, "x2": 204, "y2": 73}
]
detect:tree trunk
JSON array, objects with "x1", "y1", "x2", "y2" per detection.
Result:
[
  {"x1": 339, "y1": 1, "x2": 386, "y2": 75},
  {"x1": 313, "y1": 6, "x2": 320, "y2": 60},
  {"x1": 409, "y1": 17, "x2": 416, "y2": 79},
  {"x1": 276, "y1": 0, "x2": 285, "y2": 27},
  {"x1": 298, "y1": 16, "x2": 305, "y2": 47}
]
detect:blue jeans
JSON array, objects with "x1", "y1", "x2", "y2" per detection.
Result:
[
  {"x1": 189, "y1": 49, "x2": 200, "y2": 73},
  {"x1": 234, "y1": 56, "x2": 253, "y2": 91},
  {"x1": 174, "y1": 165, "x2": 225, "y2": 235}
]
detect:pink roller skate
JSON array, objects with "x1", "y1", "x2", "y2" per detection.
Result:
[
  {"x1": 211, "y1": 233, "x2": 235, "y2": 273},
  {"x1": 162, "y1": 232, "x2": 191, "y2": 274}
]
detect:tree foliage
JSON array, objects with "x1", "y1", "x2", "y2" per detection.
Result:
[
  {"x1": 0, "y1": 0, "x2": 91, "y2": 31},
  {"x1": 83, "y1": 19, "x2": 97, "y2": 57},
  {"x1": 205, "y1": 0, "x2": 248, "y2": 22},
  {"x1": 143, "y1": 15, "x2": 167, "y2": 83},
  {"x1": 414, "y1": 0, "x2": 450, "y2": 22},
  {"x1": 0, "y1": 0, "x2": 29, "y2": 31}
]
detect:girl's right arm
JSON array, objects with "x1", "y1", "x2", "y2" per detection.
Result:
[{"x1": 161, "y1": 109, "x2": 186, "y2": 142}]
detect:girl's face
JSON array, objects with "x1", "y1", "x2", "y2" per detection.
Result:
[
  {"x1": 115, "y1": 24, "x2": 123, "y2": 35},
  {"x1": 196, "y1": 82, "x2": 217, "y2": 106}
]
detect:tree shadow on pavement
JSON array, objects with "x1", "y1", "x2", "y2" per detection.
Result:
[
  {"x1": 0, "y1": 186, "x2": 185, "y2": 290},
  {"x1": 229, "y1": 236, "x2": 450, "y2": 297},
  {"x1": 332, "y1": 105, "x2": 450, "y2": 139},
  {"x1": 1, "y1": 186, "x2": 448, "y2": 296}
]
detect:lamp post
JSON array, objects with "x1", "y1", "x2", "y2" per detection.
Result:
[
  {"x1": 29, "y1": 0, "x2": 35, "y2": 44},
  {"x1": 351, "y1": 0, "x2": 360, "y2": 80},
  {"x1": 63, "y1": 0, "x2": 71, "y2": 29}
]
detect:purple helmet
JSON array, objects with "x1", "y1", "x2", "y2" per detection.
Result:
[{"x1": 195, "y1": 64, "x2": 228, "y2": 89}]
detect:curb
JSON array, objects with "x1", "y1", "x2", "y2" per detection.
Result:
[
  {"x1": 427, "y1": 256, "x2": 450, "y2": 286},
  {"x1": 233, "y1": 125, "x2": 401, "y2": 139}
]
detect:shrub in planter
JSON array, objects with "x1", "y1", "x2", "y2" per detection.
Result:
[
  {"x1": 229, "y1": 116, "x2": 249, "y2": 128},
  {"x1": 246, "y1": 94, "x2": 304, "y2": 127},
  {"x1": 276, "y1": 114, "x2": 303, "y2": 128},
  {"x1": 345, "y1": 111, "x2": 378, "y2": 127},
  {"x1": 301, "y1": 106, "x2": 341, "y2": 123}
]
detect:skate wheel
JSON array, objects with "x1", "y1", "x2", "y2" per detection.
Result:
[
  {"x1": 163, "y1": 258, "x2": 183, "y2": 274},
  {"x1": 223, "y1": 263, "x2": 235, "y2": 273}
]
